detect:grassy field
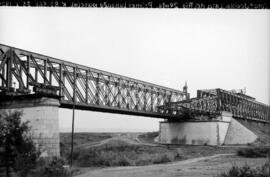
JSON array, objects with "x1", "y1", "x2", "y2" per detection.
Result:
[
  {"x1": 73, "y1": 140, "x2": 184, "y2": 167},
  {"x1": 237, "y1": 146, "x2": 270, "y2": 158},
  {"x1": 60, "y1": 132, "x2": 113, "y2": 146},
  {"x1": 60, "y1": 132, "x2": 113, "y2": 157},
  {"x1": 59, "y1": 132, "x2": 270, "y2": 177},
  {"x1": 60, "y1": 132, "x2": 238, "y2": 168}
]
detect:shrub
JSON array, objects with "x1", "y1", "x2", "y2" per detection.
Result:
[
  {"x1": 237, "y1": 147, "x2": 270, "y2": 158},
  {"x1": 215, "y1": 162, "x2": 269, "y2": 177},
  {"x1": 75, "y1": 150, "x2": 102, "y2": 166},
  {"x1": 32, "y1": 157, "x2": 71, "y2": 177},
  {"x1": 0, "y1": 111, "x2": 72, "y2": 177},
  {"x1": 152, "y1": 154, "x2": 173, "y2": 164},
  {"x1": 60, "y1": 142, "x2": 70, "y2": 158},
  {"x1": 75, "y1": 149, "x2": 132, "y2": 167},
  {"x1": 0, "y1": 111, "x2": 39, "y2": 177},
  {"x1": 73, "y1": 141, "x2": 180, "y2": 167},
  {"x1": 13, "y1": 149, "x2": 39, "y2": 177},
  {"x1": 135, "y1": 157, "x2": 152, "y2": 166}
]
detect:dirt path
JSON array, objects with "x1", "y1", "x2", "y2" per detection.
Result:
[
  {"x1": 76, "y1": 154, "x2": 267, "y2": 177},
  {"x1": 76, "y1": 153, "x2": 267, "y2": 177}
]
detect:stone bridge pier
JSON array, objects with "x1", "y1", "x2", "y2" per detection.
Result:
[
  {"x1": 159, "y1": 112, "x2": 259, "y2": 146},
  {"x1": 0, "y1": 95, "x2": 60, "y2": 157}
]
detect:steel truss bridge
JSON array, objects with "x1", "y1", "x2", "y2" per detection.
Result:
[
  {"x1": 0, "y1": 44, "x2": 188, "y2": 119},
  {"x1": 159, "y1": 89, "x2": 269, "y2": 123},
  {"x1": 0, "y1": 44, "x2": 269, "y2": 122}
]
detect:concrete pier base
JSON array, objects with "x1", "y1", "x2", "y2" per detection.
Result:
[
  {"x1": 159, "y1": 112, "x2": 258, "y2": 146},
  {"x1": 0, "y1": 95, "x2": 60, "y2": 156}
]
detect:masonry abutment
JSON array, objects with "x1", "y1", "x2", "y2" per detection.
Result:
[
  {"x1": 159, "y1": 112, "x2": 259, "y2": 146},
  {"x1": 0, "y1": 96, "x2": 60, "y2": 157}
]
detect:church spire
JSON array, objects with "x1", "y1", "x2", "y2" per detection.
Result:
[
  {"x1": 183, "y1": 81, "x2": 188, "y2": 93},
  {"x1": 183, "y1": 81, "x2": 189, "y2": 100}
]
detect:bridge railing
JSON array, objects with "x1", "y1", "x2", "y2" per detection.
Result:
[{"x1": 0, "y1": 44, "x2": 188, "y2": 118}]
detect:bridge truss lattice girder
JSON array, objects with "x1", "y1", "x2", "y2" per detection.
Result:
[
  {"x1": 0, "y1": 44, "x2": 188, "y2": 118},
  {"x1": 159, "y1": 89, "x2": 270, "y2": 122}
]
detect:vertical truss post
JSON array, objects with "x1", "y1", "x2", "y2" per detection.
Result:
[
  {"x1": 117, "y1": 78, "x2": 121, "y2": 108},
  {"x1": 48, "y1": 63, "x2": 52, "y2": 85},
  {"x1": 44, "y1": 60, "x2": 47, "y2": 85},
  {"x1": 163, "y1": 89, "x2": 167, "y2": 105},
  {"x1": 245, "y1": 99, "x2": 249, "y2": 118},
  {"x1": 136, "y1": 84, "x2": 139, "y2": 110},
  {"x1": 35, "y1": 67, "x2": 38, "y2": 83},
  {"x1": 113, "y1": 79, "x2": 117, "y2": 107},
  {"x1": 0, "y1": 63, "x2": 4, "y2": 87},
  {"x1": 49, "y1": 70, "x2": 52, "y2": 85},
  {"x1": 126, "y1": 81, "x2": 130, "y2": 109},
  {"x1": 239, "y1": 99, "x2": 243, "y2": 117},
  {"x1": 104, "y1": 79, "x2": 107, "y2": 106},
  {"x1": 95, "y1": 73, "x2": 100, "y2": 105},
  {"x1": 0, "y1": 56, "x2": 5, "y2": 87},
  {"x1": 123, "y1": 83, "x2": 127, "y2": 108},
  {"x1": 0, "y1": 50, "x2": 5, "y2": 87},
  {"x1": 19, "y1": 59, "x2": 23, "y2": 89},
  {"x1": 157, "y1": 89, "x2": 161, "y2": 106},
  {"x1": 168, "y1": 92, "x2": 172, "y2": 103},
  {"x1": 242, "y1": 99, "x2": 245, "y2": 117},
  {"x1": 216, "y1": 89, "x2": 222, "y2": 114},
  {"x1": 253, "y1": 103, "x2": 257, "y2": 118},
  {"x1": 151, "y1": 86, "x2": 154, "y2": 112},
  {"x1": 254, "y1": 103, "x2": 257, "y2": 118},
  {"x1": 249, "y1": 102, "x2": 252, "y2": 118},
  {"x1": 254, "y1": 103, "x2": 258, "y2": 119},
  {"x1": 85, "y1": 70, "x2": 89, "y2": 104},
  {"x1": 235, "y1": 97, "x2": 239, "y2": 116},
  {"x1": 256, "y1": 103, "x2": 258, "y2": 119},
  {"x1": 59, "y1": 63, "x2": 63, "y2": 98},
  {"x1": 106, "y1": 76, "x2": 110, "y2": 106},
  {"x1": 246, "y1": 100, "x2": 249, "y2": 118},
  {"x1": 251, "y1": 103, "x2": 254, "y2": 118},
  {"x1": 144, "y1": 86, "x2": 147, "y2": 111},
  {"x1": 6, "y1": 49, "x2": 13, "y2": 89},
  {"x1": 26, "y1": 56, "x2": 30, "y2": 90}
]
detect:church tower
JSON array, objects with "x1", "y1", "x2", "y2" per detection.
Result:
[{"x1": 182, "y1": 82, "x2": 190, "y2": 99}]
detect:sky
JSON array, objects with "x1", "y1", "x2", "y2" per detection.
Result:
[{"x1": 0, "y1": 8, "x2": 269, "y2": 132}]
